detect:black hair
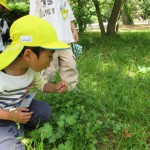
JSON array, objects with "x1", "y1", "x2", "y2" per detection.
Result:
[{"x1": 18, "y1": 46, "x2": 45, "y2": 58}]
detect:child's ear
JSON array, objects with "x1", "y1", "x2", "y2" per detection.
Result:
[{"x1": 23, "y1": 49, "x2": 32, "y2": 61}]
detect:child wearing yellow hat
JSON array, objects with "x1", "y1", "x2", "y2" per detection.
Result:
[{"x1": 0, "y1": 15, "x2": 69, "y2": 149}]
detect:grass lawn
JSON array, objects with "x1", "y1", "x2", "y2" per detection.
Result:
[{"x1": 25, "y1": 30, "x2": 150, "y2": 150}]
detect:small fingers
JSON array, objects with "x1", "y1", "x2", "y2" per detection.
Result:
[
  {"x1": 22, "y1": 113, "x2": 33, "y2": 124},
  {"x1": 17, "y1": 107, "x2": 29, "y2": 112}
]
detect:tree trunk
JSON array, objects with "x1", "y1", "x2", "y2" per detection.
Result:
[
  {"x1": 107, "y1": 0, "x2": 122, "y2": 36},
  {"x1": 92, "y1": 0, "x2": 105, "y2": 36},
  {"x1": 77, "y1": 0, "x2": 84, "y2": 32}
]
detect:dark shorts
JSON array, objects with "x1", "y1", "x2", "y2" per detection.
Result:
[{"x1": 0, "y1": 99, "x2": 51, "y2": 150}]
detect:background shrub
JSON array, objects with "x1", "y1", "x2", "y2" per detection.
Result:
[{"x1": 0, "y1": 2, "x2": 29, "y2": 26}]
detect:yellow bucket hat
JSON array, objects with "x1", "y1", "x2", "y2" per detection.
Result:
[
  {"x1": 0, "y1": 15, "x2": 70, "y2": 70},
  {"x1": 0, "y1": 0, "x2": 10, "y2": 10}
]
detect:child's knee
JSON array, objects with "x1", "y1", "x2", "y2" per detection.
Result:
[
  {"x1": 41, "y1": 102, "x2": 52, "y2": 121},
  {"x1": 26, "y1": 100, "x2": 52, "y2": 129}
]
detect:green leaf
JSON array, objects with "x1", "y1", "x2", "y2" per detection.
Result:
[
  {"x1": 65, "y1": 115, "x2": 76, "y2": 125},
  {"x1": 37, "y1": 123, "x2": 53, "y2": 139},
  {"x1": 57, "y1": 120, "x2": 65, "y2": 127}
]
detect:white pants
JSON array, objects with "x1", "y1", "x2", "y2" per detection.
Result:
[{"x1": 41, "y1": 47, "x2": 78, "y2": 91}]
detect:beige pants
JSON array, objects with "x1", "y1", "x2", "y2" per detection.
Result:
[{"x1": 41, "y1": 47, "x2": 78, "y2": 91}]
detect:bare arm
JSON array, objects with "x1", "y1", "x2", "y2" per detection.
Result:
[
  {"x1": 0, "y1": 109, "x2": 12, "y2": 120},
  {"x1": 71, "y1": 21, "x2": 78, "y2": 43}
]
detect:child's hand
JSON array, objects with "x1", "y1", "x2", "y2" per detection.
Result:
[
  {"x1": 43, "y1": 81, "x2": 68, "y2": 93},
  {"x1": 56, "y1": 81, "x2": 67, "y2": 92},
  {"x1": 10, "y1": 107, "x2": 33, "y2": 124}
]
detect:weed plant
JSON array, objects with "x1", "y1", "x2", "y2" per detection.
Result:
[{"x1": 25, "y1": 30, "x2": 150, "y2": 150}]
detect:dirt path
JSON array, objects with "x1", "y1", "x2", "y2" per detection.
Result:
[
  {"x1": 87, "y1": 23, "x2": 150, "y2": 31},
  {"x1": 119, "y1": 23, "x2": 150, "y2": 30}
]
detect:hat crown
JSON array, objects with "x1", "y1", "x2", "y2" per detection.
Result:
[{"x1": 10, "y1": 15, "x2": 56, "y2": 47}]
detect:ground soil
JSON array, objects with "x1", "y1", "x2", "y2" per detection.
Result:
[
  {"x1": 88, "y1": 23, "x2": 150, "y2": 31},
  {"x1": 119, "y1": 23, "x2": 150, "y2": 30}
]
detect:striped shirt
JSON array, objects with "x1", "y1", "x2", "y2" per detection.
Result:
[{"x1": 0, "y1": 68, "x2": 46, "y2": 110}]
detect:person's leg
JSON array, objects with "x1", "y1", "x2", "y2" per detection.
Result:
[
  {"x1": 58, "y1": 47, "x2": 79, "y2": 91},
  {"x1": 41, "y1": 48, "x2": 79, "y2": 91},
  {"x1": 25, "y1": 99, "x2": 51, "y2": 129},
  {"x1": 0, "y1": 120, "x2": 25, "y2": 150},
  {"x1": 41, "y1": 51, "x2": 59, "y2": 82}
]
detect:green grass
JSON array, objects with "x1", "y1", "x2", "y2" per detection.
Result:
[{"x1": 25, "y1": 30, "x2": 150, "y2": 150}]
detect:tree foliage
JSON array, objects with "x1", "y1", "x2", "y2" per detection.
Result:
[
  {"x1": 2, "y1": 0, "x2": 150, "y2": 36},
  {"x1": 122, "y1": 2, "x2": 134, "y2": 25},
  {"x1": 71, "y1": 0, "x2": 95, "y2": 32},
  {"x1": 139, "y1": 0, "x2": 150, "y2": 19},
  {"x1": 0, "y1": 2, "x2": 29, "y2": 25}
]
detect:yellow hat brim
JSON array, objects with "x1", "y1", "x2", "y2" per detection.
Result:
[
  {"x1": 40, "y1": 40, "x2": 70, "y2": 50},
  {"x1": 0, "y1": 3, "x2": 10, "y2": 11},
  {"x1": 0, "y1": 44, "x2": 23, "y2": 70},
  {"x1": 0, "y1": 41, "x2": 70, "y2": 70}
]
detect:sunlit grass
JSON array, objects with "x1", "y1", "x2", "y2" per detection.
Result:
[{"x1": 26, "y1": 30, "x2": 150, "y2": 149}]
